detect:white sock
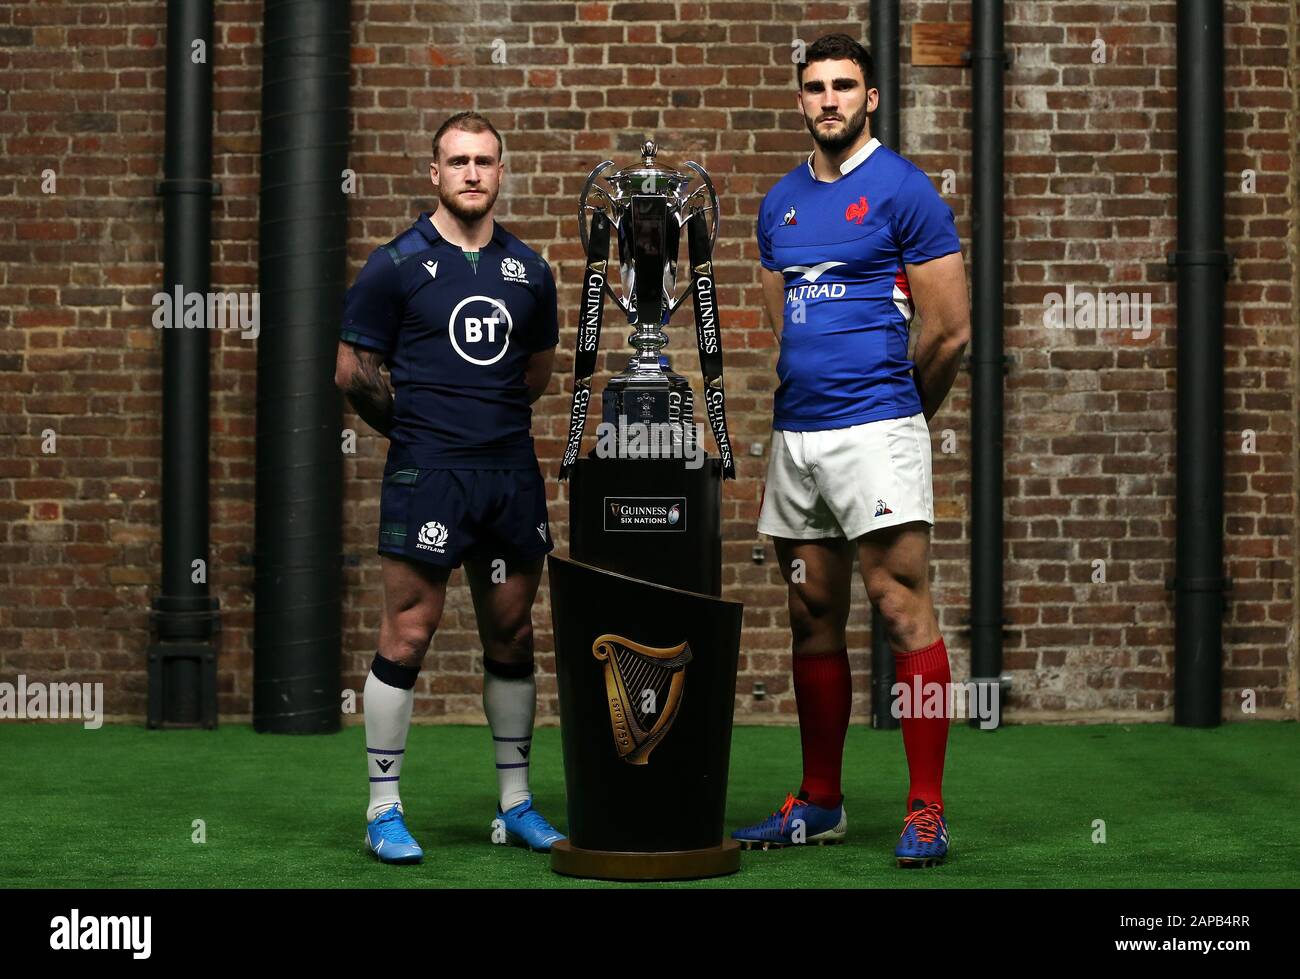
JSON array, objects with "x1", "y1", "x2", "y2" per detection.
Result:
[
  {"x1": 483, "y1": 663, "x2": 535, "y2": 812},
  {"x1": 364, "y1": 660, "x2": 416, "y2": 822}
]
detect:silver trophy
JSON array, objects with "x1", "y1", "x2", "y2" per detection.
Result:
[{"x1": 578, "y1": 139, "x2": 720, "y2": 448}]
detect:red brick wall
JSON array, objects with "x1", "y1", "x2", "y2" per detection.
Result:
[{"x1": 1, "y1": 1, "x2": 1295, "y2": 724}]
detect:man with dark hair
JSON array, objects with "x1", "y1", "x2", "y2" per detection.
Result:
[
  {"x1": 796, "y1": 31, "x2": 875, "y2": 94},
  {"x1": 431, "y1": 110, "x2": 503, "y2": 161},
  {"x1": 732, "y1": 33, "x2": 970, "y2": 867},
  {"x1": 335, "y1": 111, "x2": 564, "y2": 864}
]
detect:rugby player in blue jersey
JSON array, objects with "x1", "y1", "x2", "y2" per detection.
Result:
[
  {"x1": 335, "y1": 112, "x2": 563, "y2": 864},
  {"x1": 732, "y1": 35, "x2": 971, "y2": 867}
]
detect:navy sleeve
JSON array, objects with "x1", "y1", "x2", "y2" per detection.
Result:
[
  {"x1": 530, "y1": 259, "x2": 559, "y2": 352},
  {"x1": 340, "y1": 248, "x2": 402, "y2": 355},
  {"x1": 756, "y1": 203, "x2": 778, "y2": 271},
  {"x1": 894, "y1": 169, "x2": 962, "y2": 265}
]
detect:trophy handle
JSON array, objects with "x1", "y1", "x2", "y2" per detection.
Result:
[
  {"x1": 667, "y1": 161, "x2": 719, "y2": 317},
  {"x1": 681, "y1": 161, "x2": 719, "y2": 254},
  {"x1": 578, "y1": 160, "x2": 626, "y2": 311}
]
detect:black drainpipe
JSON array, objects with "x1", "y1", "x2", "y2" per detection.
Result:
[
  {"x1": 253, "y1": 0, "x2": 351, "y2": 734},
  {"x1": 1171, "y1": 0, "x2": 1228, "y2": 727},
  {"x1": 148, "y1": 0, "x2": 219, "y2": 729},
  {"x1": 968, "y1": 0, "x2": 1007, "y2": 727},
  {"x1": 870, "y1": 0, "x2": 900, "y2": 730}
]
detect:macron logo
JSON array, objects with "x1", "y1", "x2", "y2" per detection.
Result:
[
  {"x1": 423, "y1": 260, "x2": 438, "y2": 279},
  {"x1": 783, "y1": 261, "x2": 845, "y2": 283}
]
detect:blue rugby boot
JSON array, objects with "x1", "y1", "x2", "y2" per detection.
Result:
[
  {"x1": 365, "y1": 803, "x2": 424, "y2": 865},
  {"x1": 492, "y1": 798, "x2": 564, "y2": 853},
  {"x1": 894, "y1": 800, "x2": 949, "y2": 868},
  {"x1": 731, "y1": 791, "x2": 847, "y2": 850}
]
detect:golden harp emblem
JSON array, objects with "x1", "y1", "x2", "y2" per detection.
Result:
[{"x1": 592, "y1": 633, "x2": 692, "y2": 765}]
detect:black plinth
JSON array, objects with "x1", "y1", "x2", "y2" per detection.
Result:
[
  {"x1": 550, "y1": 452, "x2": 740, "y2": 880},
  {"x1": 547, "y1": 555, "x2": 742, "y2": 875},
  {"x1": 568, "y1": 456, "x2": 721, "y2": 596}
]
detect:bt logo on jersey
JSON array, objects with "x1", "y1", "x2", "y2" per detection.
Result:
[
  {"x1": 465, "y1": 314, "x2": 502, "y2": 342},
  {"x1": 448, "y1": 295, "x2": 513, "y2": 366}
]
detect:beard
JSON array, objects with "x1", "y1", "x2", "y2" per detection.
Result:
[
  {"x1": 437, "y1": 182, "x2": 497, "y2": 221},
  {"x1": 805, "y1": 102, "x2": 869, "y2": 154}
]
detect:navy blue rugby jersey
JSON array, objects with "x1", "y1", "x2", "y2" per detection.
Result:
[
  {"x1": 757, "y1": 138, "x2": 961, "y2": 431},
  {"x1": 341, "y1": 213, "x2": 558, "y2": 469}
]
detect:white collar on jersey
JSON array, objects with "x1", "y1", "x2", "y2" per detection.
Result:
[{"x1": 806, "y1": 136, "x2": 882, "y2": 182}]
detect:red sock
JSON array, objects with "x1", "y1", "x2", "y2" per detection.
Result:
[
  {"x1": 894, "y1": 636, "x2": 951, "y2": 813},
  {"x1": 793, "y1": 647, "x2": 851, "y2": 809}
]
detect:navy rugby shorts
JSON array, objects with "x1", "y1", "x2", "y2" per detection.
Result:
[{"x1": 377, "y1": 463, "x2": 553, "y2": 569}]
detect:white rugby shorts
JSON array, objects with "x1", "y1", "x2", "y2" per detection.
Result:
[{"x1": 756, "y1": 412, "x2": 934, "y2": 540}]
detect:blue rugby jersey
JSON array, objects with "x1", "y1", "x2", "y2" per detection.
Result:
[
  {"x1": 341, "y1": 213, "x2": 558, "y2": 469},
  {"x1": 756, "y1": 138, "x2": 961, "y2": 431}
]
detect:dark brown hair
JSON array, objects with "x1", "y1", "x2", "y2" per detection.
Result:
[
  {"x1": 431, "y1": 111, "x2": 503, "y2": 162},
  {"x1": 798, "y1": 33, "x2": 875, "y2": 89}
]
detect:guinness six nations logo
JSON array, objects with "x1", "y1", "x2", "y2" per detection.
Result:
[{"x1": 603, "y1": 497, "x2": 687, "y2": 532}]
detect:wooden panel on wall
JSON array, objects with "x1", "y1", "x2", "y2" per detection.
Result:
[{"x1": 911, "y1": 22, "x2": 972, "y2": 66}]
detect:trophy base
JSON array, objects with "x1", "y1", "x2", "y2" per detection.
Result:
[
  {"x1": 570, "y1": 456, "x2": 721, "y2": 594},
  {"x1": 550, "y1": 839, "x2": 740, "y2": 881},
  {"x1": 601, "y1": 360, "x2": 695, "y2": 436}
]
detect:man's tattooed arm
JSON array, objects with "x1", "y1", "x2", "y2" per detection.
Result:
[{"x1": 334, "y1": 341, "x2": 394, "y2": 438}]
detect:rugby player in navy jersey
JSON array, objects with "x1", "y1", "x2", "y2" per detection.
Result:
[
  {"x1": 335, "y1": 112, "x2": 563, "y2": 863},
  {"x1": 731, "y1": 35, "x2": 971, "y2": 866}
]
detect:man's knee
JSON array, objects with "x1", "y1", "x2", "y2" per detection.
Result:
[
  {"x1": 383, "y1": 605, "x2": 441, "y2": 666},
  {"x1": 484, "y1": 618, "x2": 534, "y2": 663},
  {"x1": 788, "y1": 582, "x2": 848, "y2": 646},
  {"x1": 864, "y1": 569, "x2": 927, "y2": 643}
]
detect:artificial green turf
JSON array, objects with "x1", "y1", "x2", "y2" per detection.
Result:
[{"x1": 1, "y1": 722, "x2": 1296, "y2": 888}]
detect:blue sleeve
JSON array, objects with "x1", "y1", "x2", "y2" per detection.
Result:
[
  {"x1": 756, "y1": 205, "x2": 778, "y2": 271},
  {"x1": 530, "y1": 259, "x2": 559, "y2": 352},
  {"x1": 340, "y1": 249, "x2": 402, "y2": 355},
  {"x1": 894, "y1": 169, "x2": 961, "y2": 265}
]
